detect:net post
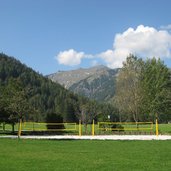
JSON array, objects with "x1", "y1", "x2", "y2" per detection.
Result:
[
  {"x1": 79, "y1": 120, "x2": 82, "y2": 136},
  {"x1": 156, "y1": 117, "x2": 159, "y2": 136},
  {"x1": 92, "y1": 120, "x2": 95, "y2": 136}
]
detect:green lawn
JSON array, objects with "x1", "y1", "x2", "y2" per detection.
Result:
[
  {"x1": 0, "y1": 139, "x2": 171, "y2": 171},
  {"x1": 158, "y1": 124, "x2": 171, "y2": 134}
]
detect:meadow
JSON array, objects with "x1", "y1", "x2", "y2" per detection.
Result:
[{"x1": 0, "y1": 139, "x2": 171, "y2": 171}]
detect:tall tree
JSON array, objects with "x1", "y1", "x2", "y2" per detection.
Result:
[
  {"x1": 141, "y1": 58, "x2": 171, "y2": 122},
  {"x1": 0, "y1": 78, "x2": 32, "y2": 131},
  {"x1": 114, "y1": 54, "x2": 144, "y2": 122}
]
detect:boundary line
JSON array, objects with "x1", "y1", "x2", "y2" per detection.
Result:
[{"x1": 1, "y1": 135, "x2": 171, "y2": 140}]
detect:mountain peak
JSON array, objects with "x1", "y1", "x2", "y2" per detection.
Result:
[
  {"x1": 91, "y1": 64, "x2": 109, "y2": 69},
  {"x1": 48, "y1": 65, "x2": 119, "y2": 101}
]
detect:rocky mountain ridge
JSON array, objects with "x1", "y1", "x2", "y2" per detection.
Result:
[{"x1": 48, "y1": 65, "x2": 119, "y2": 101}]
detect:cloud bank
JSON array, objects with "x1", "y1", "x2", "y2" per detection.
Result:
[
  {"x1": 57, "y1": 49, "x2": 94, "y2": 66},
  {"x1": 100, "y1": 25, "x2": 171, "y2": 68},
  {"x1": 56, "y1": 25, "x2": 171, "y2": 68}
]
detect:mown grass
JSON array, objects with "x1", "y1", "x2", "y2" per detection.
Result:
[
  {"x1": 0, "y1": 139, "x2": 171, "y2": 171},
  {"x1": 158, "y1": 124, "x2": 171, "y2": 134}
]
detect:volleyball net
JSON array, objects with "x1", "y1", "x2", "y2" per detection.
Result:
[
  {"x1": 1, "y1": 120, "x2": 157, "y2": 136},
  {"x1": 97, "y1": 122, "x2": 154, "y2": 134}
]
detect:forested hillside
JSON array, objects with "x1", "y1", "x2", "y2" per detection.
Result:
[
  {"x1": 0, "y1": 53, "x2": 79, "y2": 122},
  {"x1": 0, "y1": 53, "x2": 117, "y2": 127}
]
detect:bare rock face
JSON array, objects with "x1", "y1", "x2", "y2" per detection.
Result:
[{"x1": 48, "y1": 65, "x2": 119, "y2": 101}]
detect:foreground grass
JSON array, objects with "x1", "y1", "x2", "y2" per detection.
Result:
[{"x1": 0, "y1": 139, "x2": 171, "y2": 171}]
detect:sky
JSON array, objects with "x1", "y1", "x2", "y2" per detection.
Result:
[{"x1": 0, "y1": 0, "x2": 171, "y2": 75}]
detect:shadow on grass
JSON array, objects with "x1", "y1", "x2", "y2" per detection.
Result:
[{"x1": 0, "y1": 131, "x2": 18, "y2": 135}]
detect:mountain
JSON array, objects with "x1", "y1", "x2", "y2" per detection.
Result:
[
  {"x1": 48, "y1": 65, "x2": 119, "y2": 101},
  {"x1": 0, "y1": 53, "x2": 81, "y2": 122}
]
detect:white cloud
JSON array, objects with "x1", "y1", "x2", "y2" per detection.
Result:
[
  {"x1": 56, "y1": 49, "x2": 94, "y2": 66},
  {"x1": 100, "y1": 25, "x2": 171, "y2": 68},
  {"x1": 57, "y1": 49, "x2": 85, "y2": 66},
  {"x1": 56, "y1": 25, "x2": 171, "y2": 68}
]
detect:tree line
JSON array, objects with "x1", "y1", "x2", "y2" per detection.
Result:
[{"x1": 114, "y1": 54, "x2": 171, "y2": 123}]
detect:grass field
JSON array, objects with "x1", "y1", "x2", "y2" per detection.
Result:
[
  {"x1": 0, "y1": 139, "x2": 171, "y2": 171},
  {"x1": 158, "y1": 124, "x2": 171, "y2": 134}
]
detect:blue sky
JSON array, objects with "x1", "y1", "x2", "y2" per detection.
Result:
[{"x1": 0, "y1": 0, "x2": 171, "y2": 75}]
